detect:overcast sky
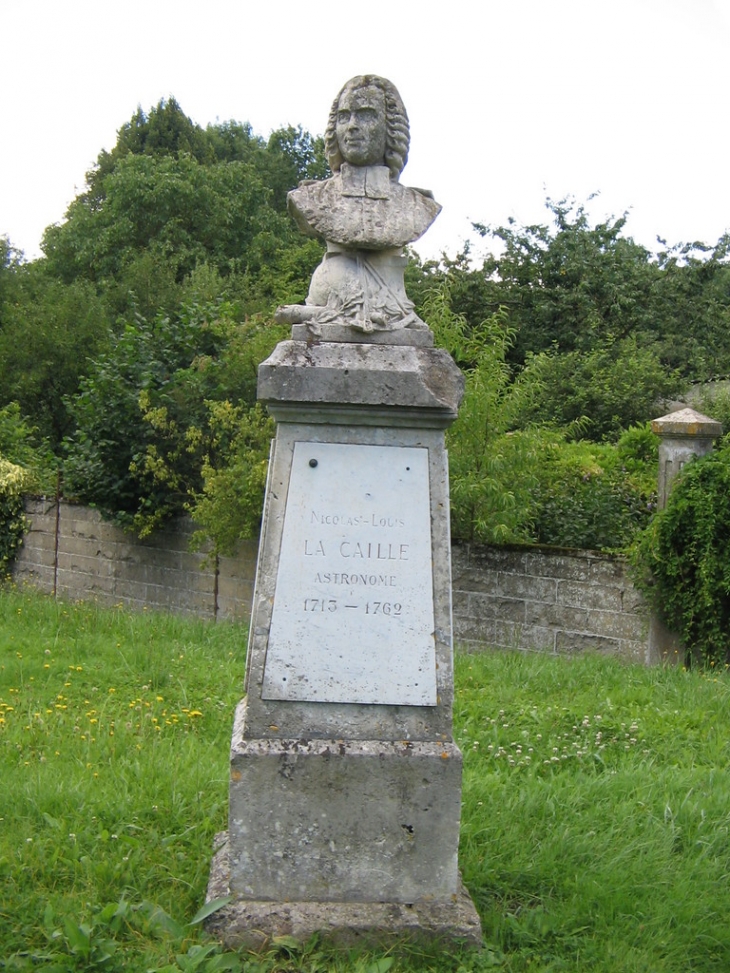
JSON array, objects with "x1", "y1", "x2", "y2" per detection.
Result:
[{"x1": 2, "y1": 0, "x2": 729, "y2": 263}]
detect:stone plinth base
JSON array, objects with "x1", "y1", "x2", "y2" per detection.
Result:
[
  {"x1": 205, "y1": 834, "x2": 483, "y2": 951},
  {"x1": 229, "y1": 722, "x2": 463, "y2": 903},
  {"x1": 229, "y1": 724, "x2": 461, "y2": 902}
]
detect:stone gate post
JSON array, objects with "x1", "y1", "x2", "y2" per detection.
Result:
[{"x1": 647, "y1": 407, "x2": 723, "y2": 664}]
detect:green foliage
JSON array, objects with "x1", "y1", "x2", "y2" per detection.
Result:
[
  {"x1": 428, "y1": 288, "x2": 658, "y2": 549},
  {"x1": 413, "y1": 197, "x2": 730, "y2": 383},
  {"x1": 43, "y1": 152, "x2": 291, "y2": 288},
  {"x1": 632, "y1": 442, "x2": 730, "y2": 664},
  {"x1": 651, "y1": 234, "x2": 730, "y2": 378},
  {"x1": 530, "y1": 429, "x2": 657, "y2": 550},
  {"x1": 0, "y1": 403, "x2": 59, "y2": 575},
  {"x1": 63, "y1": 300, "x2": 232, "y2": 532},
  {"x1": 518, "y1": 335, "x2": 683, "y2": 442},
  {"x1": 5, "y1": 591, "x2": 730, "y2": 971},
  {"x1": 82, "y1": 97, "x2": 216, "y2": 209},
  {"x1": 189, "y1": 402, "x2": 274, "y2": 556},
  {"x1": 0, "y1": 235, "x2": 22, "y2": 325},
  {"x1": 472, "y1": 197, "x2": 665, "y2": 361},
  {"x1": 427, "y1": 287, "x2": 547, "y2": 544},
  {"x1": 0, "y1": 402, "x2": 54, "y2": 482},
  {"x1": 264, "y1": 124, "x2": 330, "y2": 208},
  {"x1": 0, "y1": 457, "x2": 31, "y2": 576},
  {"x1": 63, "y1": 300, "x2": 286, "y2": 537},
  {"x1": 42, "y1": 99, "x2": 326, "y2": 324},
  {"x1": 0, "y1": 263, "x2": 111, "y2": 445}
]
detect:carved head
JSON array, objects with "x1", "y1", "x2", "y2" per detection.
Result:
[{"x1": 325, "y1": 75, "x2": 410, "y2": 179}]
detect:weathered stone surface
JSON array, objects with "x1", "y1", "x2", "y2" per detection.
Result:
[
  {"x1": 652, "y1": 407, "x2": 722, "y2": 510},
  {"x1": 555, "y1": 631, "x2": 619, "y2": 655},
  {"x1": 498, "y1": 572, "x2": 557, "y2": 603},
  {"x1": 289, "y1": 168, "x2": 440, "y2": 251},
  {"x1": 291, "y1": 322, "x2": 434, "y2": 346},
  {"x1": 262, "y1": 442, "x2": 437, "y2": 706},
  {"x1": 242, "y1": 422, "x2": 456, "y2": 744},
  {"x1": 275, "y1": 76, "x2": 440, "y2": 336},
  {"x1": 258, "y1": 341, "x2": 464, "y2": 426},
  {"x1": 523, "y1": 602, "x2": 590, "y2": 632},
  {"x1": 651, "y1": 407, "x2": 723, "y2": 439},
  {"x1": 557, "y1": 580, "x2": 623, "y2": 612},
  {"x1": 228, "y1": 719, "x2": 462, "y2": 903},
  {"x1": 206, "y1": 834, "x2": 483, "y2": 951},
  {"x1": 467, "y1": 592, "x2": 525, "y2": 623},
  {"x1": 13, "y1": 500, "x2": 255, "y2": 620},
  {"x1": 451, "y1": 543, "x2": 651, "y2": 661}
]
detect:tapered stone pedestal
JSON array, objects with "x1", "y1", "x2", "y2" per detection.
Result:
[{"x1": 206, "y1": 330, "x2": 482, "y2": 949}]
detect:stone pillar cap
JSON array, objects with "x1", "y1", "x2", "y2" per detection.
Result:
[{"x1": 651, "y1": 407, "x2": 723, "y2": 438}]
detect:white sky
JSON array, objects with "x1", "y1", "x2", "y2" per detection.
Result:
[{"x1": 1, "y1": 0, "x2": 730, "y2": 263}]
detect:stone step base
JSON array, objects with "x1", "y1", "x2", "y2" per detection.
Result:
[{"x1": 205, "y1": 833, "x2": 483, "y2": 951}]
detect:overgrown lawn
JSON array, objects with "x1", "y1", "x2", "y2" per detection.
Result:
[{"x1": 2, "y1": 587, "x2": 729, "y2": 971}]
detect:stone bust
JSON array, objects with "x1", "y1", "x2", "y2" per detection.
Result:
[{"x1": 276, "y1": 75, "x2": 441, "y2": 335}]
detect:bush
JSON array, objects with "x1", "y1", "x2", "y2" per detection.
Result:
[
  {"x1": 427, "y1": 286, "x2": 659, "y2": 549},
  {"x1": 63, "y1": 300, "x2": 286, "y2": 537},
  {"x1": 189, "y1": 401, "x2": 274, "y2": 556},
  {"x1": 518, "y1": 336, "x2": 683, "y2": 442},
  {"x1": 531, "y1": 425, "x2": 658, "y2": 550},
  {"x1": 0, "y1": 458, "x2": 31, "y2": 576},
  {"x1": 532, "y1": 450, "x2": 645, "y2": 551},
  {"x1": 631, "y1": 442, "x2": 730, "y2": 664}
]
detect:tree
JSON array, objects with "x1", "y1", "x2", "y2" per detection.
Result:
[
  {"x1": 0, "y1": 236, "x2": 22, "y2": 329},
  {"x1": 410, "y1": 197, "x2": 730, "y2": 382},
  {"x1": 0, "y1": 263, "x2": 110, "y2": 446},
  {"x1": 41, "y1": 99, "x2": 325, "y2": 321},
  {"x1": 62, "y1": 299, "x2": 287, "y2": 535},
  {"x1": 44, "y1": 152, "x2": 289, "y2": 285},
  {"x1": 81, "y1": 97, "x2": 215, "y2": 210},
  {"x1": 265, "y1": 125, "x2": 329, "y2": 208},
  {"x1": 516, "y1": 335, "x2": 683, "y2": 441},
  {"x1": 472, "y1": 197, "x2": 664, "y2": 362},
  {"x1": 425, "y1": 286, "x2": 547, "y2": 543},
  {"x1": 651, "y1": 235, "x2": 730, "y2": 377}
]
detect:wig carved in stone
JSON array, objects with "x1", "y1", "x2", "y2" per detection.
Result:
[{"x1": 276, "y1": 76, "x2": 441, "y2": 335}]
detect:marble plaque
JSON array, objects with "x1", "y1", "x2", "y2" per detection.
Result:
[{"x1": 261, "y1": 442, "x2": 436, "y2": 705}]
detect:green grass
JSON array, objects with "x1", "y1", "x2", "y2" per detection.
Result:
[
  {"x1": 457, "y1": 651, "x2": 730, "y2": 972},
  {"x1": 2, "y1": 587, "x2": 730, "y2": 971}
]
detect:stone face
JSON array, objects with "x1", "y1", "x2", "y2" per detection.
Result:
[
  {"x1": 262, "y1": 441, "x2": 437, "y2": 706},
  {"x1": 210, "y1": 73, "x2": 481, "y2": 952},
  {"x1": 228, "y1": 707, "x2": 462, "y2": 904},
  {"x1": 275, "y1": 76, "x2": 440, "y2": 336},
  {"x1": 258, "y1": 341, "x2": 464, "y2": 426},
  {"x1": 206, "y1": 835, "x2": 483, "y2": 950},
  {"x1": 241, "y1": 421, "x2": 455, "y2": 743}
]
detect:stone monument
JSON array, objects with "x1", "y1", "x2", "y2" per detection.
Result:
[{"x1": 206, "y1": 75, "x2": 482, "y2": 949}]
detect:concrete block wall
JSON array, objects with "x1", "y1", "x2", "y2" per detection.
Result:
[
  {"x1": 451, "y1": 542, "x2": 650, "y2": 663},
  {"x1": 14, "y1": 499, "x2": 257, "y2": 621},
  {"x1": 15, "y1": 502, "x2": 652, "y2": 661}
]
